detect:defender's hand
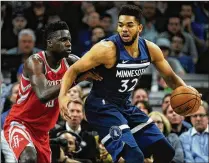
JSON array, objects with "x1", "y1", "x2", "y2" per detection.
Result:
[
  {"x1": 76, "y1": 70, "x2": 103, "y2": 83},
  {"x1": 58, "y1": 95, "x2": 71, "y2": 121}
]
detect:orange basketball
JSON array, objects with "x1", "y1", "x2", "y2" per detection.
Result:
[{"x1": 170, "y1": 86, "x2": 201, "y2": 116}]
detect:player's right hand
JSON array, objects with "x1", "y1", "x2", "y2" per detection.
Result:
[{"x1": 58, "y1": 95, "x2": 71, "y2": 121}]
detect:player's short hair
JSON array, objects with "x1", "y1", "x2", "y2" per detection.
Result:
[
  {"x1": 44, "y1": 21, "x2": 69, "y2": 39},
  {"x1": 118, "y1": 4, "x2": 142, "y2": 23}
]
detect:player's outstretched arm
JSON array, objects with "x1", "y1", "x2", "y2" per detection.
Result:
[
  {"x1": 58, "y1": 41, "x2": 115, "y2": 120},
  {"x1": 66, "y1": 54, "x2": 102, "y2": 83},
  {"x1": 147, "y1": 41, "x2": 187, "y2": 90},
  {"x1": 24, "y1": 55, "x2": 60, "y2": 103}
]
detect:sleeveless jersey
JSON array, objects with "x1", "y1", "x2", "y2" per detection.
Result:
[
  {"x1": 91, "y1": 34, "x2": 151, "y2": 105},
  {"x1": 4, "y1": 51, "x2": 70, "y2": 134}
]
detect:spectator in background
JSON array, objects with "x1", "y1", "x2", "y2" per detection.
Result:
[
  {"x1": 1, "y1": 11, "x2": 27, "y2": 50},
  {"x1": 6, "y1": 29, "x2": 42, "y2": 82},
  {"x1": 135, "y1": 100, "x2": 152, "y2": 115},
  {"x1": 82, "y1": 26, "x2": 106, "y2": 55},
  {"x1": 1, "y1": 82, "x2": 19, "y2": 129},
  {"x1": 6, "y1": 29, "x2": 42, "y2": 56},
  {"x1": 149, "y1": 111, "x2": 184, "y2": 163},
  {"x1": 67, "y1": 85, "x2": 83, "y2": 99},
  {"x1": 180, "y1": 101, "x2": 209, "y2": 163},
  {"x1": 77, "y1": 11, "x2": 101, "y2": 55},
  {"x1": 159, "y1": 14, "x2": 198, "y2": 63},
  {"x1": 156, "y1": 38, "x2": 185, "y2": 75},
  {"x1": 106, "y1": 1, "x2": 127, "y2": 31},
  {"x1": 180, "y1": 3, "x2": 206, "y2": 55},
  {"x1": 47, "y1": 14, "x2": 61, "y2": 25},
  {"x1": 50, "y1": 98, "x2": 99, "y2": 163},
  {"x1": 196, "y1": 30, "x2": 209, "y2": 74},
  {"x1": 131, "y1": 87, "x2": 149, "y2": 105},
  {"x1": 81, "y1": 2, "x2": 96, "y2": 25},
  {"x1": 100, "y1": 13, "x2": 114, "y2": 36},
  {"x1": 180, "y1": 3, "x2": 205, "y2": 40},
  {"x1": 141, "y1": 2, "x2": 159, "y2": 42},
  {"x1": 161, "y1": 93, "x2": 171, "y2": 112},
  {"x1": 163, "y1": 105, "x2": 192, "y2": 136},
  {"x1": 193, "y1": 2, "x2": 209, "y2": 28},
  {"x1": 58, "y1": 131, "x2": 83, "y2": 163},
  {"x1": 1, "y1": 2, "x2": 13, "y2": 32},
  {"x1": 25, "y1": 1, "x2": 48, "y2": 49},
  {"x1": 170, "y1": 33, "x2": 195, "y2": 73}
]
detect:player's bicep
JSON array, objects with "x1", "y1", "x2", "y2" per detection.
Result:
[
  {"x1": 71, "y1": 42, "x2": 112, "y2": 74},
  {"x1": 147, "y1": 40, "x2": 175, "y2": 78},
  {"x1": 24, "y1": 56, "x2": 47, "y2": 89}
]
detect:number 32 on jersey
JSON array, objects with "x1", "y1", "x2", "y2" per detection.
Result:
[{"x1": 118, "y1": 78, "x2": 138, "y2": 92}]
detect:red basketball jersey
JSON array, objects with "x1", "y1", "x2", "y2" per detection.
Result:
[{"x1": 4, "y1": 51, "x2": 70, "y2": 134}]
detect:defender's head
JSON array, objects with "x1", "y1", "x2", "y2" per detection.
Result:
[
  {"x1": 45, "y1": 21, "x2": 71, "y2": 58},
  {"x1": 117, "y1": 4, "x2": 143, "y2": 46}
]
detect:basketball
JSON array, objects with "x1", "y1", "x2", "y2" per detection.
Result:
[{"x1": 170, "y1": 86, "x2": 201, "y2": 116}]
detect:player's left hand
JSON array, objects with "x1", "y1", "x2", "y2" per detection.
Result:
[
  {"x1": 76, "y1": 70, "x2": 103, "y2": 83},
  {"x1": 187, "y1": 85, "x2": 202, "y2": 98},
  {"x1": 58, "y1": 95, "x2": 72, "y2": 121}
]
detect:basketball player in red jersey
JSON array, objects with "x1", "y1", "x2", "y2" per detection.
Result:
[{"x1": 1, "y1": 21, "x2": 102, "y2": 163}]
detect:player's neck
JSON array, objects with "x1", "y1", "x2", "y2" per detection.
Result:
[
  {"x1": 45, "y1": 51, "x2": 62, "y2": 69},
  {"x1": 124, "y1": 38, "x2": 139, "y2": 58}
]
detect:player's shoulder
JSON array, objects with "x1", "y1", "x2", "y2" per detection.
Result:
[
  {"x1": 145, "y1": 39, "x2": 160, "y2": 51},
  {"x1": 66, "y1": 54, "x2": 80, "y2": 65},
  {"x1": 94, "y1": 40, "x2": 116, "y2": 51},
  {"x1": 145, "y1": 39, "x2": 163, "y2": 61},
  {"x1": 26, "y1": 52, "x2": 44, "y2": 65}
]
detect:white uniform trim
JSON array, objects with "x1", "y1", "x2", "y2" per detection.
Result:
[
  {"x1": 116, "y1": 62, "x2": 150, "y2": 69},
  {"x1": 1, "y1": 121, "x2": 36, "y2": 162},
  {"x1": 101, "y1": 124, "x2": 129, "y2": 144},
  {"x1": 131, "y1": 118, "x2": 153, "y2": 134},
  {"x1": 101, "y1": 118, "x2": 153, "y2": 145}
]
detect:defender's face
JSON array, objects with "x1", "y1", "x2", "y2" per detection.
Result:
[
  {"x1": 117, "y1": 15, "x2": 142, "y2": 43},
  {"x1": 49, "y1": 30, "x2": 71, "y2": 58}
]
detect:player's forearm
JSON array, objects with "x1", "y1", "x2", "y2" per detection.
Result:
[
  {"x1": 59, "y1": 66, "x2": 78, "y2": 97},
  {"x1": 163, "y1": 74, "x2": 186, "y2": 90},
  {"x1": 35, "y1": 85, "x2": 60, "y2": 103}
]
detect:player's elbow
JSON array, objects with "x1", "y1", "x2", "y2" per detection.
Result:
[{"x1": 38, "y1": 95, "x2": 49, "y2": 103}]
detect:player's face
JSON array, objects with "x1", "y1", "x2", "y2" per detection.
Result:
[
  {"x1": 117, "y1": 15, "x2": 142, "y2": 46},
  {"x1": 191, "y1": 106, "x2": 208, "y2": 132},
  {"x1": 49, "y1": 30, "x2": 71, "y2": 58}
]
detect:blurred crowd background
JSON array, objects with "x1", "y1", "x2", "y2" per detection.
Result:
[{"x1": 1, "y1": 1, "x2": 209, "y2": 163}]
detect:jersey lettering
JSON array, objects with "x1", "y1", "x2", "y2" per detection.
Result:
[{"x1": 45, "y1": 100, "x2": 55, "y2": 108}]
